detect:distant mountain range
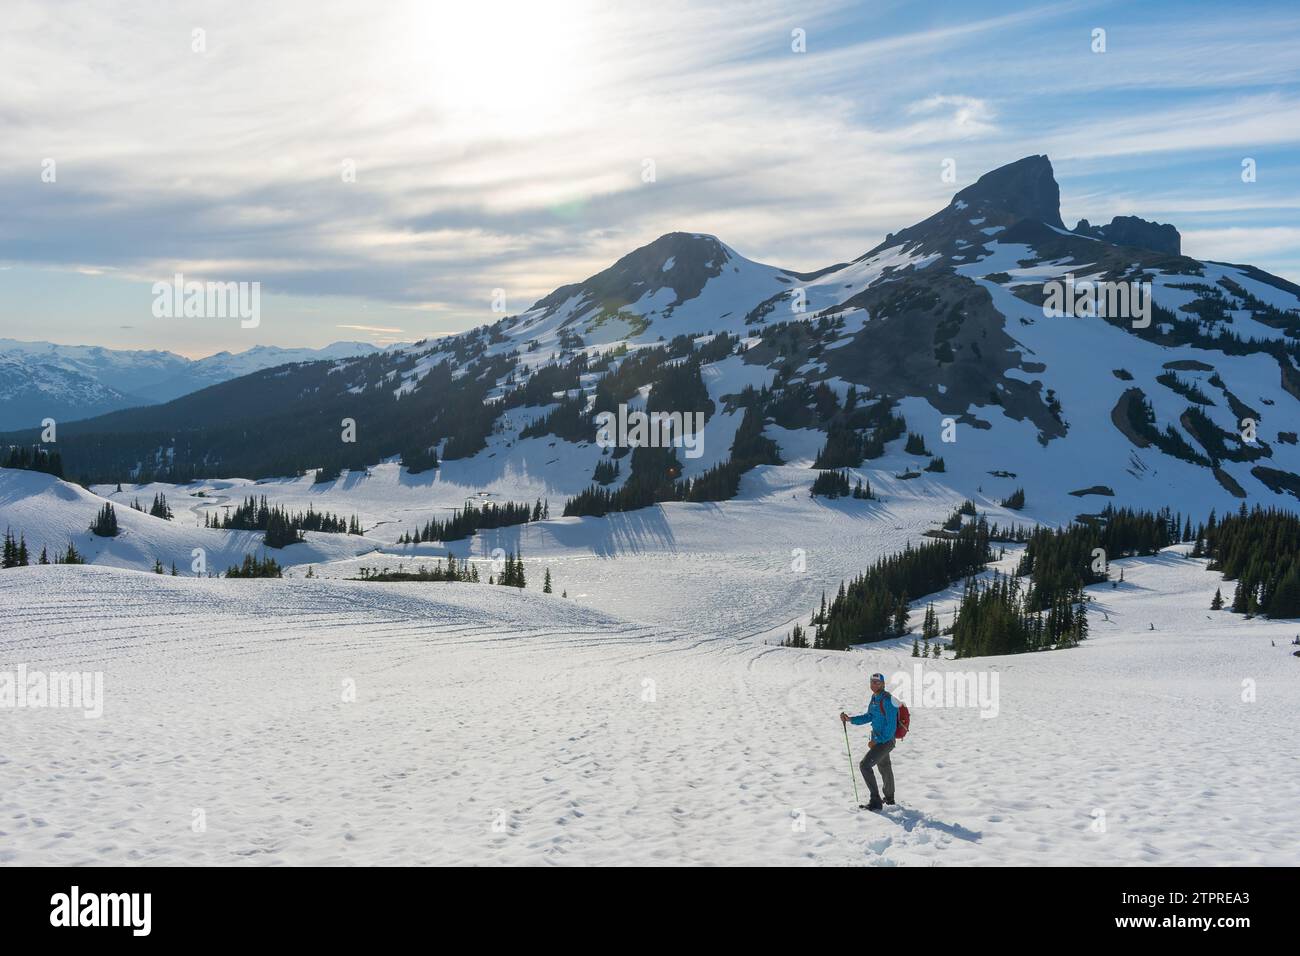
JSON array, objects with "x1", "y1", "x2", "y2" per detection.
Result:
[
  {"x1": 5, "y1": 155, "x2": 1300, "y2": 518},
  {"x1": 0, "y1": 340, "x2": 385, "y2": 430}
]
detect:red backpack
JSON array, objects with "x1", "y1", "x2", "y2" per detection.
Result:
[{"x1": 881, "y1": 694, "x2": 910, "y2": 740}]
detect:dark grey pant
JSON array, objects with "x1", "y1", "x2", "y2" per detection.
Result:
[{"x1": 859, "y1": 739, "x2": 895, "y2": 802}]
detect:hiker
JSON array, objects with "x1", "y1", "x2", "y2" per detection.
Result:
[{"x1": 840, "y1": 672, "x2": 900, "y2": 811}]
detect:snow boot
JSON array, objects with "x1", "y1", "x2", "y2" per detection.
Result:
[{"x1": 861, "y1": 799, "x2": 883, "y2": 812}]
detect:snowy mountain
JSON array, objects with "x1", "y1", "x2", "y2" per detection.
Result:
[
  {"x1": 0, "y1": 356, "x2": 144, "y2": 430},
  {"x1": 0, "y1": 339, "x2": 385, "y2": 429},
  {"x1": 9, "y1": 155, "x2": 1297, "y2": 523},
  {"x1": 141, "y1": 342, "x2": 390, "y2": 404}
]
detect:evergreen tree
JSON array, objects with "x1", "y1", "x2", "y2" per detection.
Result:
[
  {"x1": 89, "y1": 503, "x2": 119, "y2": 537},
  {"x1": 1267, "y1": 564, "x2": 1300, "y2": 619},
  {"x1": 892, "y1": 592, "x2": 910, "y2": 635},
  {"x1": 226, "y1": 554, "x2": 284, "y2": 578},
  {"x1": 543, "y1": 567, "x2": 553, "y2": 593}
]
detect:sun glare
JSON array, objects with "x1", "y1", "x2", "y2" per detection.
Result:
[{"x1": 396, "y1": 0, "x2": 596, "y2": 139}]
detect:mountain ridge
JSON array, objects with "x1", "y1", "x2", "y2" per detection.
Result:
[
  {"x1": 4, "y1": 155, "x2": 1300, "y2": 522},
  {"x1": 0, "y1": 339, "x2": 387, "y2": 429}
]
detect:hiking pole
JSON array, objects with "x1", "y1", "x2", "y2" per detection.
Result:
[{"x1": 843, "y1": 720, "x2": 860, "y2": 805}]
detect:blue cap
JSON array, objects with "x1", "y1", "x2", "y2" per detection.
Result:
[{"x1": 870, "y1": 673, "x2": 886, "y2": 682}]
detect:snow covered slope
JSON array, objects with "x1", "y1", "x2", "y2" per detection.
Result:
[
  {"x1": 1, "y1": 554, "x2": 1293, "y2": 866},
  {"x1": 0, "y1": 468, "x2": 379, "y2": 572}
]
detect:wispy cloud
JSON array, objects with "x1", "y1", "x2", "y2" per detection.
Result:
[
  {"x1": 1, "y1": 0, "x2": 1298, "y2": 351},
  {"x1": 338, "y1": 324, "x2": 403, "y2": 334}
]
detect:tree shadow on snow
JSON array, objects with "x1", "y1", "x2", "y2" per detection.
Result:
[{"x1": 544, "y1": 507, "x2": 678, "y2": 557}]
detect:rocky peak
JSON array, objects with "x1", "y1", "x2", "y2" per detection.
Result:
[
  {"x1": 1072, "y1": 216, "x2": 1181, "y2": 256},
  {"x1": 952, "y1": 155, "x2": 1064, "y2": 229}
]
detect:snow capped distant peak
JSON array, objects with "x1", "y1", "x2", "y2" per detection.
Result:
[{"x1": 0, "y1": 338, "x2": 388, "y2": 426}]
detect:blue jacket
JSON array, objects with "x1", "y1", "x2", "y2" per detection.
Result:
[{"x1": 849, "y1": 691, "x2": 898, "y2": 744}]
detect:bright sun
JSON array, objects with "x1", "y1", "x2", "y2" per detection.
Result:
[{"x1": 397, "y1": 0, "x2": 596, "y2": 139}]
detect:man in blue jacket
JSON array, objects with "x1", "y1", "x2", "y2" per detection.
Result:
[{"x1": 840, "y1": 673, "x2": 898, "y2": 811}]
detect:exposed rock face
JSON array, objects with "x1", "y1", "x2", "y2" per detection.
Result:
[
  {"x1": 1072, "y1": 216, "x2": 1181, "y2": 256},
  {"x1": 822, "y1": 272, "x2": 1068, "y2": 442},
  {"x1": 952, "y1": 155, "x2": 1064, "y2": 229}
]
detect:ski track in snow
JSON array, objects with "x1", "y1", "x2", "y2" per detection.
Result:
[{"x1": 1, "y1": 553, "x2": 1295, "y2": 867}]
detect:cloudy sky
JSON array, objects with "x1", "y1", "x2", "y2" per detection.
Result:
[{"x1": 3, "y1": 0, "x2": 1299, "y2": 357}]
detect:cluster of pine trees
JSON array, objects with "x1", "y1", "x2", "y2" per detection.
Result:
[
  {"x1": 500, "y1": 356, "x2": 585, "y2": 410},
  {"x1": 357, "y1": 556, "x2": 479, "y2": 583},
  {"x1": 1107, "y1": 290, "x2": 1300, "y2": 369},
  {"x1": 225, "y1": 555, "x2": 284, "y2": 578},
  {"x1": 592, "y1": 459, "x2": 621, "y2": 484},
  {"x1": 1199, "y1": 505, "x2": 1300, "y2": 618},
  {"x1": 129, "y1": 493, "x2": 173, "y2": 519},
  {"x1": 678, "y1": 400, "x2": 781, "y2": 503},
  {"x1": 494, "y1": 550, "x2": 527, "y2": 588},
  {"x1": 986, "y1": 522, "x2": 1033, "y2": 543},
  {"x1": 792, "y1": 508, "x2": 1177, "y2": 656},
  {"x1": 814, "y1": 521, "x2": 993, "y2": 649},
  {"x1": 564, "y1": 391, "x2": 781, "y2": 517},
  {"x1": 521, "y1": 395, "x2": 593, "y2": 443},
  {"x1": 810, "y1": 469, "x2": 873, "y2": 499},
  {"x1": 940, "y1": 500, "x2": 978, "y2": 532},
  {"x1": 352, "y1": 553, "x2": 550, "y2": 590},
  {"x1": 2, "y1": 529, "x2": 30, "y2": 567},
  {"x1": 3, "y1": 530, "x2": 84, "y2": 567},
  {"x1": 398, "y1": 499, "x2": 546, "y2": 544},
  {"x1": 205, "y1": 495, "x2": 362, "y2": 548},
  {"x1": 910, "y1": 604, "x2": 945, "y2": 657},
  {"x1": 89, "y1": 503, "x2": 119, "y2": 537},
  {"x1": 811, "y1": 407, "x2": 908, "y2": 469},
  {"x1": 1156, "y1": 371, "x2": 1215, "y2": 405},
  {"x1": 935, "y1": 500, "x2": 1030, "y2": 542},
  {"x1": 949, "y1": 572, "x2": 1088, "y2": 657},
  {"x1": 562, "y1": 457, "x2": 676, "y2": 517},
  {"x1": 2, "y1": 444, "x2": 63, "y2": 477},
  {"x1": 1015, "y1": 506, "x2": 1183, "y2": 611},
  {"x1": 1122, "y1": 389, "x2": 1211, "y2": 466}
]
